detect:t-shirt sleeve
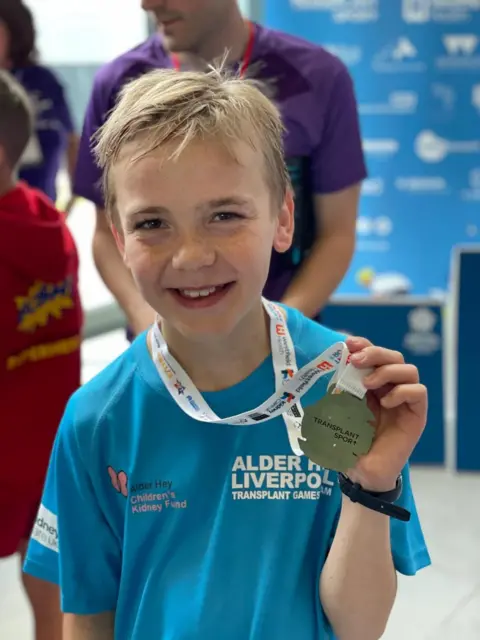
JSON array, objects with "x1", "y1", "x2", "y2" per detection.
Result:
[
  {"x1": 311, "y1": 65, "x2": 367, "y2": 194},
  {"x1": 73, "y1": 70, "x2": 112, "y2": 207},
  {"x1": 23, "y1": 398, "x2": 121, "y2": 614},
  {"x1": 390, "y1": 463, "x2": 431, "y2": 576}
]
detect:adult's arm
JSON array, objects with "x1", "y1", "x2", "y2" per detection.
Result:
[
  {"x1": 93, "y1": 207, "x2": 155, "y2": 335},
  {"x1": 282, "y1": 64, "x2": 366, "y2": 317},
  {"x1": 281, "y1": 185, "x2": 359, "y2": 318}
]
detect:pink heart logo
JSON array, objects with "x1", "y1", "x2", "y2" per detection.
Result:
[{"x1": 107, "y1": 466, "x2": 128, "y2": 497}]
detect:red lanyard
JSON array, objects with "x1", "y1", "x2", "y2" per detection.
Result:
[{"x1": 170, "y1": 20, "x2": 255, "y2": 77}]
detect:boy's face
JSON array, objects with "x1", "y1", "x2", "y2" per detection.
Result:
[{"x1": 112, "y1": 138, "x2": 293, "y2": 340}]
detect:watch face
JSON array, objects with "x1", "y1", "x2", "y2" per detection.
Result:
[{"x1": 300, "y1": 387, "x2": 375, "y2": 473}]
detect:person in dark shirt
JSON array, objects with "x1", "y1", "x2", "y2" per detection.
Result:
[{"x1": 0, "y1": 0, "x2": 79, "y2": 208}]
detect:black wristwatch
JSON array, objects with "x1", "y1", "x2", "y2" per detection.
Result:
[{"x1": 338, "y1": 473, "x2": 411, "y2": 522}]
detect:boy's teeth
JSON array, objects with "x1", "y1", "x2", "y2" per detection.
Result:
[{"x1": 180, "y1": 286, "x2": 217, "y2": 298}]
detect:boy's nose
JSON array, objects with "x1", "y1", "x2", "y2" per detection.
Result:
[{"x1": 171, "y1": 236, "x2": 215, "y2": 271}]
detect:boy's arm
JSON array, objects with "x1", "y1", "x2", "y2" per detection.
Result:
[
  {"x1": 64, "y1": 612, "x2": 115, "y2": 640},
  {"x1": 93, "y1": 207, "x2": 155, "y2": 336},
  {"x1": 320, "y1": 337, "x2": 431, "y2": 639},
  {"x1": 320, "y1": 497, "x2": 397, "y2": 640}
]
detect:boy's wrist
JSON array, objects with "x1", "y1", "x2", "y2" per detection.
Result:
[{"x1": 340, "y1": 492, "x2": 391, "y2": 528}]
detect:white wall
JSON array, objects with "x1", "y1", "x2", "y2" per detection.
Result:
[{"x1": 29, "y1": 0, "x2": 147, "y2": 64}]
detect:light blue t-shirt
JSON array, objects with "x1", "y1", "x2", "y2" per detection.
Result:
[{"x1": 24, "y1": 307, "x2": 431, "y2": 639}]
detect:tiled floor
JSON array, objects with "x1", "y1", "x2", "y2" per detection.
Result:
[{"x1": 2, "y1": 200, "x2": 479, "y2": 637}]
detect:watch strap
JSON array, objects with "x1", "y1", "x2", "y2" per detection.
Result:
[{"x1": 338, "y1": 473, "x2": 411, "y2": 522}]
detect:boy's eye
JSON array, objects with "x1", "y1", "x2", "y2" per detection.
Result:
[
  {"x1": 133, "y1": 218, "x2": 166, "y2": 231},
  {"x1": 213, "y1": 211, "x2": 243, "y2": 222}
]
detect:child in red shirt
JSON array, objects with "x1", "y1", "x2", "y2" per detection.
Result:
[{"x1": 0, "y1": 70, "x2": 82, "y2": 638}]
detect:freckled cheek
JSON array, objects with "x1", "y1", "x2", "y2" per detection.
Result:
[
  {"x1": 224, "y1": 232, "x2": 272, "y2": 275},
  {"x1": 125, "y1": 239, "x2": 168, "y2": 282}
]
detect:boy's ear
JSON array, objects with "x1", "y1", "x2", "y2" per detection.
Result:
[
  {"x1": 273, "y1": 188, "x2": 295, "y2": 254},
  {"x1": 111, "y1": 221, "x2": 129, "y2": 268}
]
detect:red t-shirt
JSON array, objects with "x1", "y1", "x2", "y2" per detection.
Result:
[{"x1": 0, "y1": 182, "x2": 83, "y2": 495}]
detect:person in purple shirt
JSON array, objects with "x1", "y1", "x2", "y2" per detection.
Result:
[
  {"x1": 0, "y1": 0, "x2": 79, "y2": 206},
  {"x1": 75, "y1": 0, "x2": 366, "y2": 337}
]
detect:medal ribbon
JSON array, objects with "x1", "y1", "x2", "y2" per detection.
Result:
[{"x1": 150, "y1": 299, "x2": 371, "y2": 454}]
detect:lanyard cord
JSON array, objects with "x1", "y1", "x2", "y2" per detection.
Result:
[{"x1": 170, "y1": 20, "x2": 255, "y2": 77}]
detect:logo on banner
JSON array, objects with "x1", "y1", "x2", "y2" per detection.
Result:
[
  {"x1": 437, "y1": 34, "x2": 480, "y2": 69},
  {"x1": 323, "y1": 43, "x2": 363, "y2": 66},
  {"x1": 356, "y1": 269, "x2": 411, "y2": 293},
  {"x1": 402, "y1": 0, "x2": 480, "y2": 23},
  {"x1": 444, "y1": 34, "x2": 478, "y2": 55},
  {"x1": 466, "y1": 223, "x2": 479, "y2": 238},
  {"x1": 414, "y1": 130, "x2": 480, "y2": 163},
  {"x1": 362, "y1": 138, "x2": 399, "y2": 157},
  {"x1": 372, "y1": 37, "x2": 427, "y2": 73},
  {"x1": 356, "y1": 217, "x2": 392, "y2": 253},
  {"x1": 402, "y1": 0, "x2": 431, "y2": 22},
  {"x1": 290, "y1": 0, "x2": 379, "y2": 23},
  {"x1": 362, "y1": 178, "x2": 384, "y2": 196},
  {"x1": 431, "y1": 83, "x2": 456, "y2": 113},
  {"x1": 395, "y1": 176, "x2": 449, "y2": 194},
  {"x1": 359, "y1": 91, "x2": 418, "y2": 115},
  {"x1": 357, "y1": 216, "x2": 393, "y2": 237},
  {"x1": 403, "y1": 307, "x2": 441, "y2": 356},
  {"x1": 461, "y1": 168, "x2": 480, "y2": 201}
]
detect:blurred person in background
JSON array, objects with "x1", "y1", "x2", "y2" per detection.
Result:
[
  {"x1": 0, "y1": 70, "x2": 83, "y2": 640},
  {"x1": 75, "y1": 0, "x2": 365, "y2": 338},
  {"x1": 0, "y1": 0, "x2": 79, "y2": 211}
]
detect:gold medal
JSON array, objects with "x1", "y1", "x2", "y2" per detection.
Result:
[{"x1": 300, "y1": 387, "x2": 375, "y2": 472}]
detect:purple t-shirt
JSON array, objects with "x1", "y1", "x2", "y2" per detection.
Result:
[
  {"x1": 74, "y1": 24, "x2": 366, "y2": 300},
  {"x1": 13, "y1": 65, "x2": 74, "y2": 202}
]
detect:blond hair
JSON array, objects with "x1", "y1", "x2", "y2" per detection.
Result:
[{"x1": 94, "y1": 66, "x2": 290, "y2": 219}]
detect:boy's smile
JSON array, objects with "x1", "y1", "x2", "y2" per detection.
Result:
[
  {"x1": 169, "y1": 282, "x2": 235, "y2": 309},
  {"x1": 112, "y1": 137, "x2": 293, "y2": 341}
]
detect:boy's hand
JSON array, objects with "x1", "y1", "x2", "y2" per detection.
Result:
[{"x1": 343, "y1": 336, "x2": 428, "y2": 493}]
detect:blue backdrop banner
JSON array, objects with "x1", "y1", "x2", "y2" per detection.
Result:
[{"x1": 264, "y1": 0, "x2": 480, "y2": 295}]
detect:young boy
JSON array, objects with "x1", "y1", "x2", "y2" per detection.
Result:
[
  {"x1": 24, "y1": 68, "x2": 430, "y2": 639},
  {"x1": 0, "y1": 70, "x2": 82, "y2": 639}
]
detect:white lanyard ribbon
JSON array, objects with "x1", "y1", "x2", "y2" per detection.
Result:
[{"x1": 150, "y1": 299, "x2": 370, "y2": 455}]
